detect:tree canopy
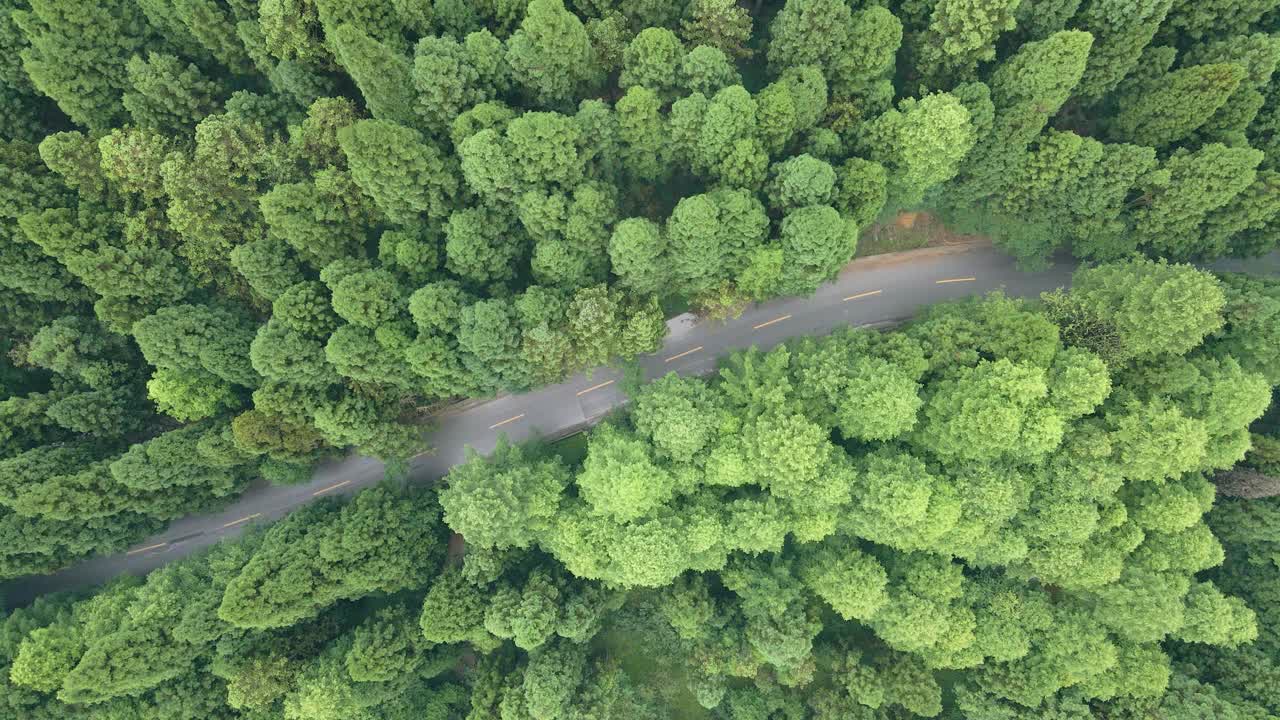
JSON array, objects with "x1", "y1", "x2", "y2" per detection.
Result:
[
  {"x1": 1, "y1": 4, "x2": 1279, "y2": 717},
  {"x1": 5, "y1": 262, "x2": 1279, "y2": 720}
]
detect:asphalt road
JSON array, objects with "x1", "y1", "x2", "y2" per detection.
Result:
[{"x1": 6, "y1": 245, "x2": 1279, "y2": 607}]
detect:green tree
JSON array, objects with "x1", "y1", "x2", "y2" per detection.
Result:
[
  {"x1": 329, "y1": 23, "x2": 416, "y2": 128},
  {"x1": 766, "y1": 0, "x2": 853, "y2": 78},
  {"x1": 1108, "y1": 64, "x2": 1245, "y2": 147},
  {"x1": 445, "y1": 205, "x2": 525, "y2": 286},
  {"x1": 678, "y1": 45, "x2": 741, "y2": 96},
  {"x1": 909, "y1": 0, "x2": 1021, "y2": 89},
  {"x1": 913, "y1": 358, "x2": 1064, "y2": 463},
  {"x1": 260, "y1": 169, "x2": 378, "y2": 269},
  {"x1": 1072, "y1": 0, "x2": 1173, "y2": 102},
  {"x1": 766, "y1": 154, "x2": 837, "y2": 213},
  {"x1": 328, "y1": 269, "x2": 405, "y2": 329},
  {"x1": 576, "y1": 423, "x2": 677, "y2": 522},
  {"x1": 680, "y1": 0, "x2": 753, "y2": 59},
  {"x1": 619, "y1": 27, "x2": 684, "y2": 99},
  {"x1": 946, "y1": 30, "x2": 1093, "y2": 208},
  {"x1": 633, "y1": 373, "x2": 721, "y2": 463},
  {"x1": 161, "y1": 111, "x2": 287, "y2": 284},
  {"x1": 608, "y1": 218, "x2": 667, "y2": 296},
  {"x1": 438, "y1": 439, "x2": 569, "y2": 550},
  {"x1": 858, "y1": 92, "x2": 976, "y2": 211},
  {"x1": 778, "y1": 205, "x2": 857, "y2": 295},
  {"x1": 1131, "y1": 144, "x2": 1264, "y2": 260},
  {"x1": 666, "y1": 188, "x2": 769, "y2": 296},
  {"x1": 797, "y1": 537, "x2": 889, "y2": 621},
  {"x1": 338, "y1": 119, "x2": 459, "y2": 224},
  {"x1": 12, "y1": 0, "x2": 155, "y2": 129},
  {"x1": 230, "y1": 238, "x2": 306, "y2": 302},
  {"x1": 506, "y1": 0, "x2": 600, "y2": 107},
  {"x1": 1069, "y1": 259, "x2": 1226, "y2": 359},
  {"x1": 615, "y1": 85, "x2": 672, "y2": 183},
  {"x1": 123, "y1": 52, "x2": 226, "y2": 132},
  {"x1": 133, "y1": 303, "x2": 261, "y2": 388},
  {"x1": 836, "y1": 357, "x2": 923, "y2": 441},
  {"x1": 457, "y1": 298, "x2": 532, "y2": 391},
  {"x1": 419, "y1": 569, "x2": 498, "y2": 649},
  {"x1": 413, "y1": 31, "x2": 508, "y2": 137},
  {"x1": 219, "y1": 486, "x2": 443, "y2": 629}
]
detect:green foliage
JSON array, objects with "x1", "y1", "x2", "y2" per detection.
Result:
[
  {"x1": 413, "y1": 30, "x2": 509, "y2": 137},
  {"x1": 778, "y1": 204, "x2": 857, "y2": 294},
  {"x1": 1108, "y1": 63, "x2": 1245, "y2": 147},
  {"x1": 608, "y1": 218, "x2": 667, "y2": 296},
  {"x1": 1069, "y1": 257, "x2": 1226, "y2": 359},
  {"x1": 1132, "y1": 143, "x2": 1265, "y2": 261},
  {"x1": 1, "y1": 9, "x2": 1279, "y2": 717},
  {"x1": 860, "y1": 91, "x2": 977, "y2": 210},
  {"x1": 506, "y1": 0, "x2": 601, "y2": 107},
  {"x1": 13, "y1": 0, "x2": 155, "y2": 129},
  {"x1": 946, "y1": 30, "x2": 1093, "y2": 209},
  {"x1": 219, "y1": 486, "x2": 443, "y2": 629},
  {"x1": 621, "y1": 27, "x2": 684, "y2": 100},
  {"x1": 909, "y1": 0, "x2": 1021, "y2": 89},
  {"x1": 338, "y1": 119, "x2": 459, "y2": 224},
  {"x1": 438, "y1": 439, "x2": 569, "y2": 550},
  {"x1": 680, "y1": 0, "x2": 753, "y2": 59},
  {"x1": 330, "y1": 23, "x2": 417, "y2": 128},
  {"x1": 261, "y1": 168, "x2": 378, "y2": 269},
  {"x1": 1073, "y1": 0, "x2": 1173, "y2": 102},
  {"x1": 766, "y1": 154, "x2": 837, "y2": 213},
  {"x1": 123, "y1": 52, "x2": 226, "y2": 132}
]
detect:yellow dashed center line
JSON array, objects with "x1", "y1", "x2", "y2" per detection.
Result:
[
  {"x1": 312, "y1": 479, "x2": 351, "y2": 496},
  {"x1": 126, "y1": 542, "x2": 167, "y2": 556},
  {"x1": 752, "y1": 314, "x2": 792, "y2": 330},
  {"x1": 576, "y1": 380, "x2": 615, "y2": 396},
  {"x1": 843, "y1": 289, "x2": 883, "y2": 302},
  {"x1": 936, "y1": 276, "x2": 977, "y2": 284},
  {"x1": 221, "y1": 513, "x2": 261, "y2": 528},
  {"x1": 664, "y1": 346, "x2": 704, "y2": 363},
  {"x1": 489, "y1": 413, "x2": 525, "y2": 430}
]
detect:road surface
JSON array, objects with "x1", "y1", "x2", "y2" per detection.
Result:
[{"x1": 5, "y1": 245, "x2": 1278, "y2": 607}]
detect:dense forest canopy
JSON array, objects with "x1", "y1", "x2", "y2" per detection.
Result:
[
  {"x1": 2, "y1": 0, "x2": 1280, "y2": 576},
  {"x1": 3, "y1": 260, "x2": 1280, "y2": 720},
  {"x1": 2, "y1": 0, "x2": 1280, "y2": 717}
]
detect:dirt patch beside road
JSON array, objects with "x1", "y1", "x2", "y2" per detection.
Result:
[{"x1": 856, "y1": 210, "x2": 991, "y2": 258}]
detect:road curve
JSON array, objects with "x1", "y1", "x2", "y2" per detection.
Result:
[{"x1": 6, "y1": 245, "x2": 1279, "y2": 607}]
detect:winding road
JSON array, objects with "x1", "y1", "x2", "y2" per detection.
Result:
[{"x1": 5, "y1": 244, "x2": 1278, "y2": 607}]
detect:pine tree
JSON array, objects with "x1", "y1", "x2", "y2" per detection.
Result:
[
  {"x1": 947, "y1": 30, "x2": 1093, "y2": 206},
  {"x1": 329, "y1": 23, "x2": 417, "y2": 129},
  {"x1": 1107, "y1": 63, "x2": 1245, "y2": 148},
  {"x1": 506, "y1": 0, "x2": 601, "y2": 108},
  {"x1": 122, "y1": 52, "x2": 227, "y2": 132},
  {"x1": 908, "y1": 0, "x2": 1021, "y2": 90},
  {"x1": 1160, "y1": 0, "x2": 1280, "y2": 41},
  {"x1": 1132, "y1": 143, "x2": 1264, "y2": 260},
  {"x1": 1071, "y1": 0, "x2": 1173, "y2": 103},
  {"x1": 134, "y1": 0, "x2": 257, "y2": 75},
  {"x1": 12, "y1": 0, "x2": 158, "y2": 129}
]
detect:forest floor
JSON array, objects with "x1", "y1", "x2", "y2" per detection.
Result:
[{"x1": 856, "y1": 210, "x2": 991, "y2": 257}]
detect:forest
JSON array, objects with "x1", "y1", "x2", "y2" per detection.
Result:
[
  {"x1": 2, "y1": 0, "x2": 1280, "y2": 575},
  {"x1": 2, "y1": 259, "x2": 1279, "y2": 719},
  {"x1": 2, "y1": 0, "x2": 1280, "y2": 717}
]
